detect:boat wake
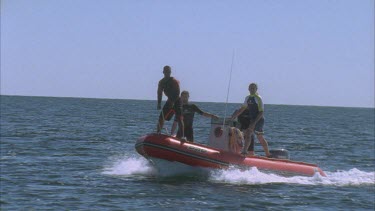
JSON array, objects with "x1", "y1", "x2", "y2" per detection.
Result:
[
  {"x1": 209, "y1": 167, "x2": 375, "y2": 186},
  {"x1": 103, "y1": 156, "x2": 374, "y2": 186}
]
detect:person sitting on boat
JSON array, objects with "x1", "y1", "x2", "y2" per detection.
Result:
[
  {"x1": 228, "y1": 127, "x2": 244, "y2": 153},
  {"x1": 156, "y1": 65, "x2": 184, "y2": 137},
  {"x1": 171, "y1": 90, "x2": 219, "y2": 142},
  {"x1": 235, "y1": 108, "x2": 256, "y2": 156},
  {"x1": 231, "y1": 83, "x2": 271, "y2": 157}
]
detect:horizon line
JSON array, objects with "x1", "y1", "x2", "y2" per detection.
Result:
[{"x1": 1, "y1": 94, "x2": 374, "y2": 109}]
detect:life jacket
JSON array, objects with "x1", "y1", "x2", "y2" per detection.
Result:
[{"x1": 245, "y1": 94, "x2": 264, "y2": 119}]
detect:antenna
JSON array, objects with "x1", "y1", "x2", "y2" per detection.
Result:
[{"x1": 222, "y1": 49, "x2": 235, "y2": 129}]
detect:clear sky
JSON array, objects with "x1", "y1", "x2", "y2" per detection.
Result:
[{"x1": 1, "y1": 0, "x2": 374, "y2": 108}]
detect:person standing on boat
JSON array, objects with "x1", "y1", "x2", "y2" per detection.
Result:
[
  {"x1": 231, "y1": 83, "x2": 271, "y2": 157},
  {"x1": 171, "y1": 90, "x2": 219, "y2": 142},
  {"x1": 236, "y1": 108, "x2": 256, "y2": 156},
  {"x1": 156, "y1": 65, "x2": 184, "y2": 137}
]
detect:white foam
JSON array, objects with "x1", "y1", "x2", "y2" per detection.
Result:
[
  {"x1": 322, "y1": 168, "x2": 375, "y2": 186},
  {"x1": 102, "y1": 156, "x2": 156, "y2": 176},
  {"x1": 103, "y1": 157, "x2": 374, "y2": 186},
  {"x1": 209, "y1": 167, "x2": 375, "y2": 186}
]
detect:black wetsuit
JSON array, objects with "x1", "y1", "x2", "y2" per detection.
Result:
[
  {"x1": 244, "y1": 94, "x2": 265, "y2": 134},
  {"x1": 176, "y1": 104, "x2": 203, "y2": 141},
  {"x1": 238, "y1": 108, "x2": 255, "y2": 151}
]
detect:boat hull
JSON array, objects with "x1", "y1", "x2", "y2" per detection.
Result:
[{"x1": 135, "y1": 133, "x2": 326, "y2": 177}]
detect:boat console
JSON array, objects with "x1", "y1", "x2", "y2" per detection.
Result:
[
  {"x1": 208, "y1": 117, "x2": 290, "y2": 159},
  {"x1": 207, "y1": 117, "x2": 237, "y2": 151}
]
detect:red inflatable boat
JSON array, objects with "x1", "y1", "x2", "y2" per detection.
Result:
[
  {"x1": 136, "y1": 118, "x2": 326, "y2": 177},
  {"x1": 135, "y1": 133, "x2": 326, "y2": 177}
]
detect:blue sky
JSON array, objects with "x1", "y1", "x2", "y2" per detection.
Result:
[{"x1": 1, "y1": 0, "x2": 374, "y2": 107}]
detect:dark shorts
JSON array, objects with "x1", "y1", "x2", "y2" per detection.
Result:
[
  {"x1": 240, "y1": 118, "x2": 265, "y2": 151},
  {"x1": 160, "y1": 98, "x2": 182, "y2": 121},
  {"x1": 239, "y1": 117, "x2": 265, "y2": 134},
  {"x1": 252, "y1": 118, "x2": 264, "y2": 135},
  {"x1": 239, "y1": 119, "x2": 250, "y2": 131}
]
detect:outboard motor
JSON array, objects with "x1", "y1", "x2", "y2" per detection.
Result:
[{"x1": 269, "y1": 149, "x2": 290, "y2": 160}]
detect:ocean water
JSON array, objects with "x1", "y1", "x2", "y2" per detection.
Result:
[{"x1": 0, "y1": 95, "x2": 374, "y2": 210}]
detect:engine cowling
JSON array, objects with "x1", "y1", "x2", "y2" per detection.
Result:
[{"x1": 269, "y1": 149, "x2": 290, "y2": 160}]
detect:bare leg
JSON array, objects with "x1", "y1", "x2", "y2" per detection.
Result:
[
  {"x1": 178, "y1": 117, "x2": 185, "y2": 140},
  {"x1": 243, "y1": 131, "x2": 255, "y2": 155},
  {"x1": 156, "y1": 114, "x2": 164, "y2": 133},
  {"x1": 248, "y1": 134, "x2": 255, "y2": 155},
  {"x1": 241, "y1": 129, "x2": 253, "y2": 154},
  {"x1": 257, "y1": 134, "x2": 271, "y2": 157}
]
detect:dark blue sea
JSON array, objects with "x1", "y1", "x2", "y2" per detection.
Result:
[{"x1": 1, "y1": 95, "x2": 374, "y2": 210}]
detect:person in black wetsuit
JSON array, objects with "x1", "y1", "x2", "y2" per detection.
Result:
[
  {"x1": 171, "y1": 91, "x2": 219, "y2": 142},
  {"x1": 156, "y1": 65, "x2": 184, "y2": 136},
  {"x1": 236, "y1": 108, "x2": 256, "y2": 156}
]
